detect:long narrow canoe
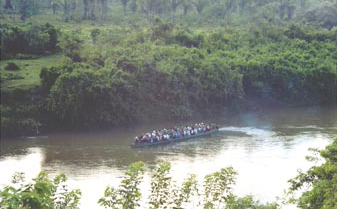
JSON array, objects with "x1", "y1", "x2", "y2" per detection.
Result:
[{"x1": 130, "y1": 129, "x2": 219, "y2": 148}]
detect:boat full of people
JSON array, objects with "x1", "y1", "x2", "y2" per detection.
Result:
[{"x1": 131, "y1": 123, "x2": 219, "y2": 147}]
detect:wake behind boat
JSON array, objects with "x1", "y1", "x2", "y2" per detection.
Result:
[{"x1": 131, "y1": 123, "x2": 219, "y2": 148}]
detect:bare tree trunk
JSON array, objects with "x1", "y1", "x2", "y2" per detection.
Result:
[
  {"x1": 100, "y1": 0, "x2": 108, "y2": 21},
  {"x1": 171, "y1": 0, "x2": 179, "y2": 23},
  {"x1": 279, "y1": 4, "x2": 286, "y2": 20},
  {"x1": 64, "y1": 0, "x2": 70, "y2": 21},
  {"x1": 83, "y1": 0, "x2": 89, "y2": 19},
  {"x1": 90, "y1": 0, "x2": 96, "y2": 20},
  {"x1": 5, "y1": 0, "x2": 13, "y2": 9},
  {"x1": 52, "y1": 4, "x2": 57, "y2": 14},
  {"x1": 335, "y1": 32, "x2": 337, "y2": 106},
  {"x1": 287, "y1": 5, "x2": 296, "y2": 20},
  {"x1": 130, "y1": 0, "x2": 137, "y2": 13},
  {"x1": 183, "y1": 5, "x2": 188, "y2": 17},
  {"x1": 20, "y1": 0, "x2": 28, "y2": 22},
  {"x1": 70, "y1": 0, "x2": 76, "y2": 20}
]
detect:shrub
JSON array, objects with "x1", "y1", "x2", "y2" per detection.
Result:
[
  {"x1": 288, "y1": 138, "x2": 337, "y2": 209},
  {"x1": 4, "y1": 62, "x2": 21, "y2": 71},
  {"x1": 0, "y1": 172, "x2": 81, "y2": 209}
]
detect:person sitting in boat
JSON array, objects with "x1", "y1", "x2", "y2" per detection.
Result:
[{"x1": 134, "y1": 122, "x2": 217, "y2": 144}]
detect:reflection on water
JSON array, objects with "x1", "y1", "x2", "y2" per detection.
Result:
[{"x1": 0, "y1": 107, "x2": 336, "y2": 208}]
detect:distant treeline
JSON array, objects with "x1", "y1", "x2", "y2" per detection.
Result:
[
  {"x1": 1, "y1": 20, "x2": 336, "y2": 136},
  {"x1": 1, "y1": 0, "x2": 337, "y2": 136},
  {"x1": 1, "y1": 0, "x2": 337, "y2": 28}
]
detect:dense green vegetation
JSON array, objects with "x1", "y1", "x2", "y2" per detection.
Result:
[
  {"x1": 1, "y1": 0, "x2": 336, "y2": 136},
  {"x1": 287, "y1": 137, "x2": 337, "y2": 209},
  {"x1": 0, "y1": 171, "x2": 81, "y2": 209}
]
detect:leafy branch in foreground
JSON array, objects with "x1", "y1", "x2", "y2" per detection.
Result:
[
  {"x1": 203, "y1": 167, "x2": 237, "y2": 209},
  {"x1": 171, "y1": 173, "x2": 199, "y2": 208},
  {"x1": 99, "y1": 161, "x2": 278, "y2": 209},
  {"x1": 0, "y1": 171, "x2": 81, "y2": 209},
  {"x1": 1, "y1": 161, "x2": 280, "y2": 209},
  {"x1": 98, "y1": 161, "x2": 145, "y2": 209},
  {"x1": 148, "y1": 161, "x2": 172, "y2": 209},
  {"x1": 288, "y1": 138, "x2": 337, "y2": 209}
]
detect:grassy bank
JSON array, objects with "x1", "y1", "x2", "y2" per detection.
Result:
[{"x1": 1, "y1": 54, "x2": 64, "y2": 90}]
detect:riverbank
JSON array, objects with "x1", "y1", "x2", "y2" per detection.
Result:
[{"x1": 1, "y1": 1, "x2": 336, "y2": 138}]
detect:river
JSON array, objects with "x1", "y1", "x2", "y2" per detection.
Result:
[{"x1": 1, "y1": 107, "x2": 336, "y2": 208}]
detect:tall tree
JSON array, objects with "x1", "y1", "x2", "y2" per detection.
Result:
[
  {"x1": 224, "y1": 0, "x2": 237, "y2": 24},
  {"x1": 130, "y1": 0, "x2": 137, "y2": 13},
  {"x1": 83, "y1": 0, "x2": 89, "y2": 19},
  {"x1": 89, "y1": 0, "x2": 96, "y2": 20},
  {"x1": 5, "y1": 0, "x2": 13, "y2": 9},
  {"x1": 181, "y1": 0, "x2": 192, "y2": 17},
  {"x1": 121, "y1": 0, "x2": 130, "y2": 15},
  {"x1": 69, "y1": 0, "x2": 77, "y2": 20},
  {"x1": 19, "y1": 0, "x2": 29, "y2": 22},
  {"x1": 139, "y1": 0, "x2": 165, "y2": 22},
  {"x1": 63, "y1": 0, "x2": 70, "y2": 21},
  {"x1": 169, "y1": 0, "x2": 182, "y2": 21},
  {"x1": 192, "y1": 0, "x2": 209, "y2": 17},
  {"x1": 99, "y1": 0, "x2": 108, "y2": 20},
  {"x1": 51, "y1": 3, "x2": 58, "y2": 14},
  {"x1": 279, "y1": 0, "x2": 296, "y2": 21},
  {"x1": 299, "y1": 0, "x2": 306, "y2": 9},
  {"x1": 238, "y1": 0, "x2": 248, "y2": 14}
]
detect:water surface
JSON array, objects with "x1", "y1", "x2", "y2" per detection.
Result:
[{"x1": 1, "y1": 107, "x2": 336, "y2": 208}]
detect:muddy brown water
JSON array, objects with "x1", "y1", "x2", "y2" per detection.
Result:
[{"x1": 1, "y1": 107, "x2": 336, "y2": 208}]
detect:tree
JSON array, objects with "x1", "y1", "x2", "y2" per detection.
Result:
[
  {"x1": 169, "y1": 0, "x2": 183, "y2": 22},
  {"x1": 83, "y1": 0, "x2": 96, "y2": 20},
  {"x1": 181, "y1": 0, "x2": 192, "y2": 17},
  {"x1": 148, "y1": 161, "x2": 173, "y2": 208},
  {"x1": 58, "y1": 30, "x2": 84, "y2": 62},
  {"x1": 299, "y1": 0, "x2": 306, "y2": 9},
  {"x1": 0, "y1": 172, "x2": 81, "y2": 209},
  {"x1": 99, "y1": 0, "x2": 108, "y2": 20},
  {"x1": 224, "y1": 0, "x2": 237, "y2": 24},
  {"x1": 172, "y1": 174, "x2": 199, "y2": 208},
  {"x1": 238, "y1": 0, "x2": 248, "y2": 14},
  {"x1": 203, "y1": 167, "x2": 237, "y2": 208},
  {"x1": 63, "y1": 0, "x2": 71, "y2": 21},
  {"x1": 130, "y1": 0, "x2": 137, "y2": 13},
  {"x1": 19, "y1": 0, "x2": 31, "y2": 22},
  {"x1": 192, "y1": 0, "x2": 209, "y2": 18},
  {"x1": 279, "y1": 0, "x2": 296, "y2": 21},
  {"x1": 288, "y1": 138, "x2": 337, "y2": 208},
  {"x1": 121, "y1": 0, "x2": 130, "y2": 15},
  {"x1": 49, "y1": 0, "x2": 62, "y2": 14},
  {"x1": 139, "y1": 0, "x2": 166, "y2": 22},
  {"x1": 98, "y1": 161, "x2": 145, "y2": 209},
  {"x1": 70, "y1": 0, "x2": 77, "y2": 20},
  {"x1": 51, "y1": 3, "x2": 58, "y2": 14},
  {"x1": 83, "y1": 0, "x2": 89, "y2": 19},
  {"x1": 4, "y1": 0, "x2": 13, "y2": 9},
  {"x1": 89, "y1": 0, "x2": 96, "y2": 20}
]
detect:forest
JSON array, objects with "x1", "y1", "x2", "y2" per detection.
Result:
[{"x1": 0, "y1": 0, "x2": 336, "y2": 136}]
